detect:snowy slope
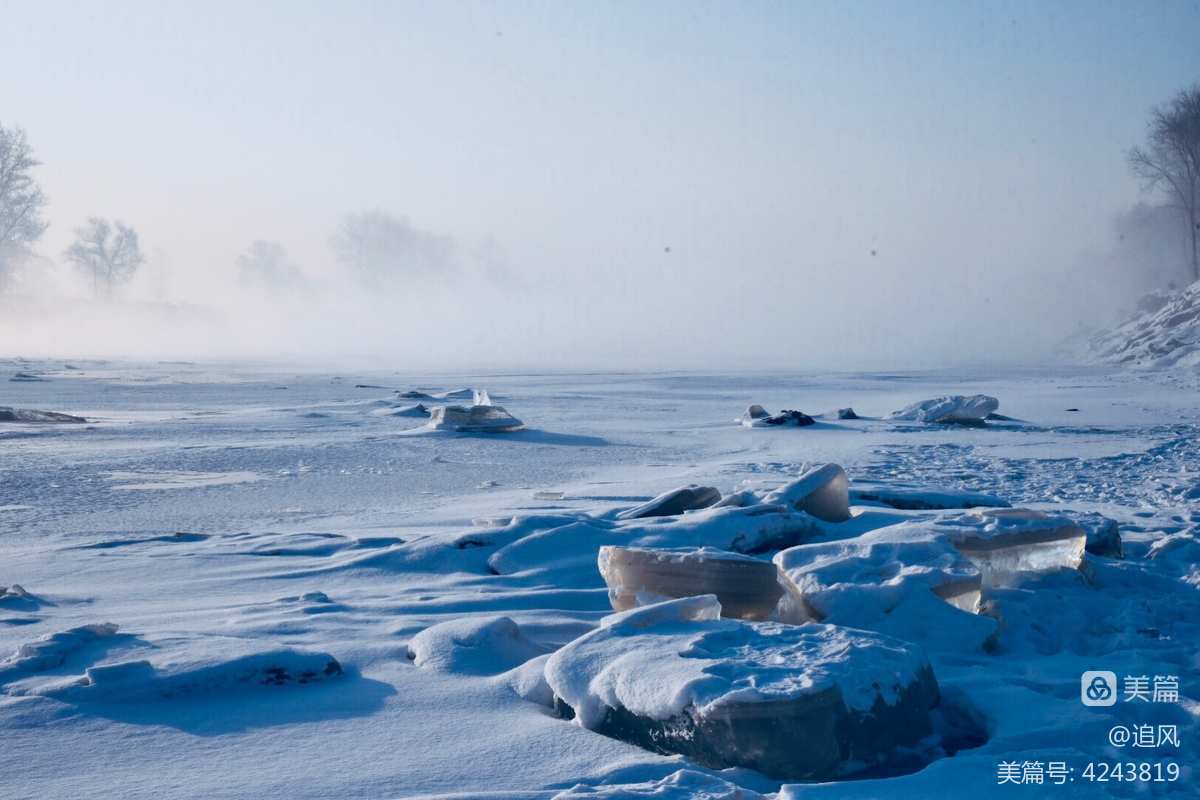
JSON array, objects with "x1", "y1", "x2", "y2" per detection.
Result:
[{"x1": 1090, "y1": 280, "x2": 1200, "y2": 367}]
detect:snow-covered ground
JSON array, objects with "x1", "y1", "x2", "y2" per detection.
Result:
[{"x1": 1, "y1": 360, "x2": 1197, "y2": 799}]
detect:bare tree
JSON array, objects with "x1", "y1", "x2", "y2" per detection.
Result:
[
  {"x1": 0, "y1": 123, "x2": 49, "y2": 285},
  {"x1": 237, "y1": 240, "x2": 301, "y2": 287},
  {"x1": 1129, "y1": 84, "x2": 1200, "y2": 283},
  {"x1": 331, "y1": 211, "x2": 453, "y2": 284},
  {"x1": 64, "y1": 217, "x2": 145, "y2": 296}
]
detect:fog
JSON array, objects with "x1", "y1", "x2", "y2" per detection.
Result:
[{"x1": 3, "y1": 2, "x2": 1199, "y2": 370}]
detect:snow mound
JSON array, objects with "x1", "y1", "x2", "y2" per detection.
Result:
[
  {"x1": 46, "y1": 648, "x2": 344, "y2": 701},
  {"x1": 762, "y1": 463, "x2": 850, "y2": 522},
  {"x1": 552, "y1": 769, "x2": 764, "y2": 799},
  {"x1": 1089, "y1": 280, "x2": 1200, "y2": 367},
  {"x1": 615, "y1": 485, "x2": 721, "y2": 520},
  {"x1": 774, "y1": 525, "x2": 994, "y2": 651},
  {"x1": 888, "y1": 395, "x2": 999, "y2": 424},
  {"x1": 406, "y1": 615, "x2": 548, "y2": 675},
  {"x1": 599, "y1": 546, "x2": 784, "y2": 620},
  {"x1": 0, "y1": 406, "x2": 87, "y2": 423},
  {"x1": 0, "y1": 623, "x2": 120, "y2": 684},
  {"x1": 545, "y1": 595, "x2": 939, "y2": 780}
]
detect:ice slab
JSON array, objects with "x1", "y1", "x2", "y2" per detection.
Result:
[
  {"x1": 849, "y1": 482, "x2": 1010, "y2": 511},
  {"x1": 616, "y1": 485, "x2": 721, "y2": 519},
  {"x1": 937, "y1": 509, "x2": 1087, "y2": 584},
  {"x1": 599, "y1": 546, "x2": 784, "y2": 620},
  {"x1": 427, "y1": 403, "x2": 524, "y2": 432},
  {"x1": 546, "y1": 595, "x2": 939, "y2": 780},
  {"x1": 762, "y1": 463, "x2": 851, "y2": 522},
  {"x1": 888, "y1": 394, "x2": 999, "y2": 424},
  {"x1": 407, "y1": 615, "x2": 548, "y2": 675},
  {"x1": 774, "y1": 524, "x2": 993, "y2": 650}
]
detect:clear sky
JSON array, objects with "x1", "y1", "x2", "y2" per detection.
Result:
[{"x1": 3, "y1": 1, "x2": 1200, "y2": 367}]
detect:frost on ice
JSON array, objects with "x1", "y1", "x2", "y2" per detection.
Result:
[
  {"x1": 544, "y1": 595, "x2": 940, "y2": 780},
  {"x1": 887, "y1": 394, "x2": 999, "y2": 424}
]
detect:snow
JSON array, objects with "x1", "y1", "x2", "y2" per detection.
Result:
[
  {"x1": 2, "y1": 360, "x2": 1199, "y2": 798},
  {"x1": 774, "y1": 524, "x2": 994, "y2": 651},
  {"x1": 887, "y1": 394, "x2": 999, "y2": 424},
  {"x1": 407, "y1": 615, "x2": 549, "y2": 674},
  {"x1": 1090, "y1": 279, "x2": 1200, "y2": 367}
]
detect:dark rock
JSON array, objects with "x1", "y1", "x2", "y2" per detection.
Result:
[{"x1": 762, "y1": 410, "x2": 815, "y2": 427}]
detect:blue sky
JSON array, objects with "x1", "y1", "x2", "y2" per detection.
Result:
[{"x1": 3, "y1": 1, "x2": 1200, "y2": 364}]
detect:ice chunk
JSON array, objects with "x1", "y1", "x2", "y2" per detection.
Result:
[
  {"x1": 836, "y1": 407, "x2": 859, "y2": 420},
  {"x1": 888, "y1": 394, "x2": 999, "y2": 424},
  {"x1": 599, "y1": 546, "x2": 784, "y2": 620},
  {"x1": 1074, "y1": 512, "x2": 1123, "y2": 559},
  {"x1": 552, "y1": 769, "x2": 764, "y2": 799},
  {"x1": 0, "y1": 406, "x2": 87, "y2": 423},
  {"x1": 427, "y1": 403, "x2": 524, "y2": 432},
  {"x1": 546, "y1": 596, "x2": 939, "y2": 780},
  {"x1": 849, "y1": 482, "x2": 1010, "y2": 510},
  {"x1": 406, "y1": 615, "x2": 548, "y2": 675},
  {"x1": 762, "y1": 464, "x2": 850, "y2": 522},
  {"x1": 616, "y1": 485, "x2": 721, "y2": 520},
  {"x1": 938, "y1": 509, "x2": 1087, "y2": 584},
  {"x1": 774, "y1": 524, "x2": 993, "y2": 650}
]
